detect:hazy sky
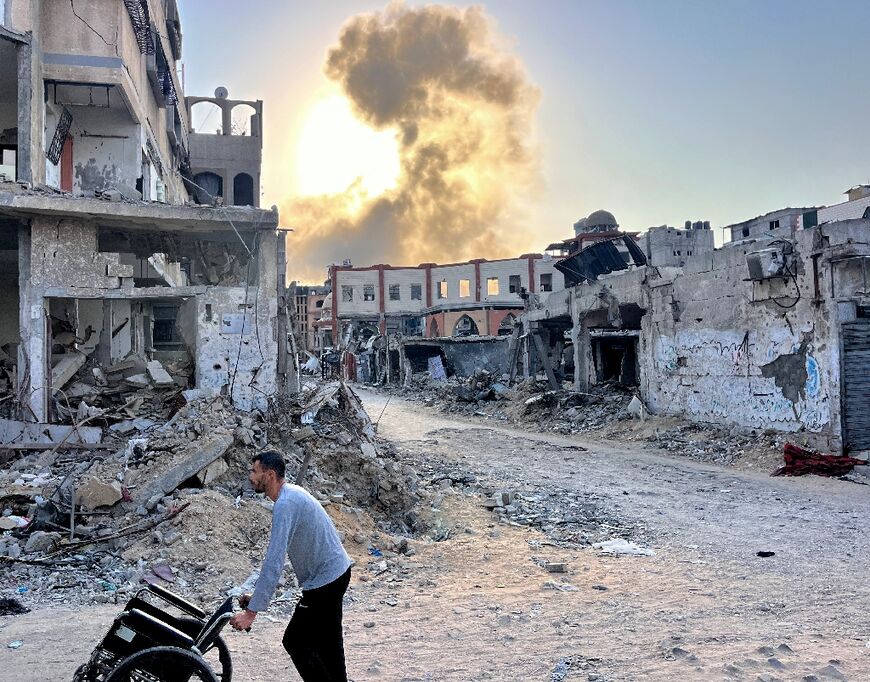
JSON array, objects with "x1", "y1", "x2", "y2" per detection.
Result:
[{"x1": 179, "y1": 0, "x2": 870, "y2": 267}]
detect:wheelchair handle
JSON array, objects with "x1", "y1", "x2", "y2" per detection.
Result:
[{"x1": 148, "y1": 583, "x2": 207, "y2": 619}]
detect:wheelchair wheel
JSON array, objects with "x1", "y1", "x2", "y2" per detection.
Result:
[
  {"x1": 175, "y1": 617, "x2": 232, "y2": 681},
  {"x1": 105, "y1": 645, "x2": 218, "y2": 682}
]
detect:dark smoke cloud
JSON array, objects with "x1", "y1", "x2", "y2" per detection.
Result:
[{"x1": 286, "y1": 3, "x2": 541, "y2": 282}]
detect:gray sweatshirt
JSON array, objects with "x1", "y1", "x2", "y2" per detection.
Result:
[{"x1": 248, "y1": 483, "x2": 351, "y2": 612}]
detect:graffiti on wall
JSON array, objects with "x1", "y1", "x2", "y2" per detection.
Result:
[{"x1": 652, "y1": 329, "x2": 830, "y2": 433}]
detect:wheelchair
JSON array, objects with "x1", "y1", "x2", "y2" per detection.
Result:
[{"x1": 73, "y1": 583, "x2": 235, "y2": 681}]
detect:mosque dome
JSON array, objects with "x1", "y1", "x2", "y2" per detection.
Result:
[{"x1": 585, "y1": 209, "x2": 618, "y2": 229}]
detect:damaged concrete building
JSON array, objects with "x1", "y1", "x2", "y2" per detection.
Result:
[
  {"x1": 521, "y1": 202, "x2": 870, "y2": 454},
  {"x1": 326, "y1": 255, "x2": 565, "y2": 384},
  {"x1": 0, "y1": 0, "x2": 289, "y2": 430}
]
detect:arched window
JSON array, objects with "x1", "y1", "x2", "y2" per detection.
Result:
[
  {"x1": 190, "y1": 101, "x2": 223, "y2": 134},
  {"x1": 453, "y1": 315, "x2": 479, "y2": 337},
  {"x1": 429, "y1": 318, "x2": 440, "y2": 338},
  {"x1": 233, "y1": 172, "x2": 255, "y2": 206},
  {"x1": 193, "y1": 171, "x2": 222, "y2": 204},
  {"x1": 497, "y1": 314, "x2": 516, "y2": 336},
  {"x1": 231, "y1": 103, "x2": 258, "y2": 136}
]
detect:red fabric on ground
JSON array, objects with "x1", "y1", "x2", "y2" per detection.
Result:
[{"x1": 772, "y1": 442, "x2": 868, "y2": 477}]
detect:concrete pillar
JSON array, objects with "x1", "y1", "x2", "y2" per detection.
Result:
[
  {"x1": 571, "y1": 292, "x2": 590, "y2": 393},
  {"x1": 221, "y1": 102, "x2": 231, "y2": 137},
  {"x1": 16, "y1": 41, "x2": 32, "y2": 184},
  {"x1": 18, "y1": 222, "x2": 48, "y2": 421}
]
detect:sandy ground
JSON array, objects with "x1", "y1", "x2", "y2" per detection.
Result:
[{"x1": 2, "y1": 390, "x2": 869, "y2": 681}]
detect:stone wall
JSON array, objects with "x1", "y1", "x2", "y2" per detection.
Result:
[{"x1": 528, "y1": 221, "x2": 870, "y2": 450}]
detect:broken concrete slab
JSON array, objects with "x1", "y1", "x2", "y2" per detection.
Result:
[
  {"x1": 0, "y1": 418, "x2": 102, "y2": 445},
  {"x1": 197, "y1": 457, "x2": 228, "y2": 486},
  {"x1": 125, "y1": 373, "x2": 150, "y2": 388},
  {"x1": 146, "y1": 360, "x2": 175, "y2": 387},
  {"x1": 76, "y1": 477, "x2": 123, "y2": 510},
  {"x1": 105, "y1": 358, "x2": 140, "y2": 375},
  {"x1": 51, "y1": 353, "x2": 86, "y2": 390},
  {"x1": 24, "y1": 531, "x2": 62, "y2": 554},
  {"x1": 136, "y1": 433, "x2": 233, "y2": 503}
]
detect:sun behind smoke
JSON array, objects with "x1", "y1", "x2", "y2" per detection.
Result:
[{"x1": 285, "y1": 3, "x2": 541, "y2": 282}]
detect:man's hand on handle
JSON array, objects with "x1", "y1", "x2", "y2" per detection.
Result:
[{"x1": 230, "y1": 594, "x2": 256, "y2": 631}]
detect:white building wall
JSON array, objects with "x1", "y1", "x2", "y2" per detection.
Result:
[
  {"x1": 817, "y1": 196, "x2": 870, "y2": 224},
  {"x1": 430, "y1": 263, "x2": 476, "y2": 305},
  {"x1": 383, "y1": 268, "x2": 426, "y2": 314},
  {"x1": 534, "y1": 257, "x2": 565, "y2": 294},
  {"x1": 478, "y1": 259, "x2": 526, "y2": 304},
  {"x1": 334, "y1": 269, "x2": 379, "y2": 317}
]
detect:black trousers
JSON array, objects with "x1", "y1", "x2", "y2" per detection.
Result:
[{"x1": 282, "y1": 567, "x2": 351, "y2": 681}]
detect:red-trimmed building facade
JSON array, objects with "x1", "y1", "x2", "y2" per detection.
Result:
[{"x1": 327, "y1": 254, "x2": 565, "y2": 341}]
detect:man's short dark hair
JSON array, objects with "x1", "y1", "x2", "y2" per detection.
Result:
[{"x1": 252, "y1": 450, "x2": 286, "y2": 479}]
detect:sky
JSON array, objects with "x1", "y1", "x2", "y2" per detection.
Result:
[{"x1": 178, "y1": 0, "x2": 870, "y2": 282}]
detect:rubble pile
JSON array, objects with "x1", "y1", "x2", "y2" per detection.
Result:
[
  {"x1": 507, "y1": 379, "x2": 635, "y2": 433},
  {"x1": 383, "y1": 374, "x2": 786, "y2": 470},
  {"x1": 388, "y1": 373, "x2": 635, "y2": 435},
  {"x1": 267, "y1": 382, "x2": 429, "y2": 534},
  {"x1": 642, "y1": 422, "x2": 786, "y2": 468},
  {"x1": 0, "y1": 381, "x2": 430, "y2": 609},
  {"x1": 52, "y1": 350, "x2": 193, "y2": 430}
]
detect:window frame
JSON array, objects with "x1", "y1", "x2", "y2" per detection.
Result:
[{"x1": 459, "y1": 279, "x2": 471, "y2": 298}]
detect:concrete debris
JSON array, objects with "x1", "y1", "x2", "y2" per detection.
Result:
[
  {"x1": 145, "y1": 361, "x2": 176, "y2": 388},
  {"x1": 0, "y1": 381, "x2": 433, "y2": 611},
  {"x1": 384, "y1": 376, "x2": 633, "y2": 434},
  {"x1": 23, "y1": 531, "x2": 61, "y2": 555},
  {"x1": 51, "y1": 354, "x2": 86, "y2": 391},
  {"x1": 135, "y1": 433, "x2": 234, "y2": 504},
  {"x1": 0, "y1": 418, "x2": 102, "y2": 445},
  {"x1": 195, "y1": 457, "x2": 229, "y2": 486},
  {"x1": 76, "y1": 477, "x2": 123, "y2": 510}
]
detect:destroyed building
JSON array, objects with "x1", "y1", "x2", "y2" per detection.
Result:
[
  {"x1": 638, "y1": 221, "x2": 715, "y2": 268},
  {"x1": 290, "y1": 282, "x2": 331, "y2": 353},
  {"x1": 324, "y1": 255, "x2": 565, "y2": 385},
  {"x1": 329, "y1": 254, "x2": 565, "y2": 341},
  {"x1": 0, "y1": 0, "x2": 290, "y2": 427},
  {"x1": 520, "y1": 201, "x2": 870, "y2": 454}
]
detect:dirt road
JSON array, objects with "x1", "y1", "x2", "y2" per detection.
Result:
[{"x1": 2, "y1": 391, "x2": 868, "y2": 680}]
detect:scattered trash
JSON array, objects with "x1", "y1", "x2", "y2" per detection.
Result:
[
  {"x1": 7, "y1": 640, "x2": 23, "y2": 649},
  {"x1": 757, "y1": 551, "x2": 776, "y2": 558}
]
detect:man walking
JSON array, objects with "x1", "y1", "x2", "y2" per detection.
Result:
[{"x1": 230, "y1": 450, "x2": 352, "y2": 681}]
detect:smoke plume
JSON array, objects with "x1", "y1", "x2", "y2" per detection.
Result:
[{"x1": 287, "y1": 3, "x2": 540, "y2": 282}]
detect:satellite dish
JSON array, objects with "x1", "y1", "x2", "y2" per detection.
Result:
[{"x1": 214, "y1": 86, "x2": 229, "y2": 100}]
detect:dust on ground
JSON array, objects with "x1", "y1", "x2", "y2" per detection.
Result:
[{"x1": 2, "y1": 389, "x2": 869, "y2": 680}]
